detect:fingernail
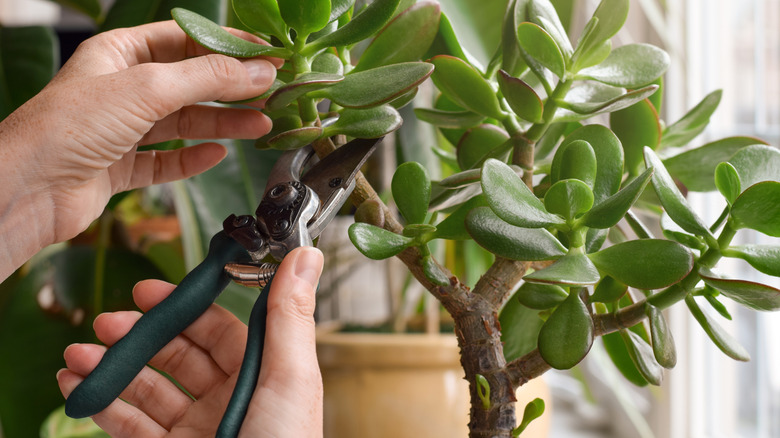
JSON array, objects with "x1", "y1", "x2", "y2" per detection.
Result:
[
  {"x1": 243, "y1": 59, "x2": 276, "y2": 87},
  {"x1": 294, "y1": 247, "x2": 324, "y2": 289}
]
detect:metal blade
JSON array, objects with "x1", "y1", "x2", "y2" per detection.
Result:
[{"x1": 301, "y1": 137, "x2": 381, "y2": 238}]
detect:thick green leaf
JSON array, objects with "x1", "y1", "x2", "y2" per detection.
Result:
[
  {"x1": 556, "y1": 125, "x2": 624, "y2": 203},
  {"x1": 515, "y1": 282, "x2": 568, "y2": 309},
  {"x1": 571, "y1": 0, "x2": 629, "y2": 71},
  {"x1": 312, "y1": 52, "x2": 344, "y2": 74},
  {"x1": 538, "y1": 290, "x2": 594, "y2": 369},
  {"x1": 265, "y1": 72, "x2": 344, "y2": 111},
  {"x1": 610, "y1": 99, "x2": 661, "y2": 176},
  {"x1": 266, "y1": 126, "x2": 323, "y2": 150},
  {"x1": 715, "y1": 162, "x2": 741, "y2": 205},
  {"x1": 730, "y1": 182, "x2": 780, "y2": 237},
  {"x1": 663, "y1": 137, "x2": 766, "y2": 192},
  {"x1": 278, "y1": 0, "x2": 331, "y2": 35},
  {"x1": 430, "y1": 55, "x2": 505, "y2": 120},
  {"x1": 527, "y1": 0, "x2": 573, "y2": 57},
  {"x1": 392, "y1": 161, "x2": 431, "y2": 224},
  {"x1": 728, "y1": 144, "x2": 780, "y2": 190},
  {"x1": 425, "y1": 11, "x2": 469, "y2": 62},
  {"x1": 457, "y1": 125, "x2": 510, "y2": 170},
  {"x1": 501, "y1": 0, "x2": 531, "y2": 77},
  {"x1": 573, "y1": 32, "x2": 611, "y2": 71},
  {"x1": 500, "y1": 291, "x2": 544, "y2": 362},
  {"x1": 353, "y1": 1, "x2": 440, "y2": 71},
  {"x1": 544, "y1": 179, "x2": 594, "y2": 222},
  {"x1": 422, "y1": 253, "x2": 450, "y2": 286},
  {"x1": 467, "y1": 207, "x2": 567, "y2": 261},
  {"x1": 588, "y1": 239, "x2": 694, "y2": 289},
  {"x1": 232, "y1": 0, "x2": 287, "y2": 38},
  {"x1": 590, "y1": 275, "x2": 627, "y2": 303},
  {"x1": 481, "y1": 159, "x2": 565, "y2": 228},
  {"x1": 620, "y1": 329, "x2": 663, "y2": 386},
  {"x1": 578, "y1": 43, "x2": 670, "y2": 88},
  {"x1": 0, "y1": 26, "x2": 57, "y2": 119},
  {"x1": 660, "y1": 213, "x2": 706, "y2": 250},
  {"x1": 437, "y1": 0, "x2": 508, "y2": 67},
  {"x1": 602, "y1": 331, "x2": 648, "y2": 386},
  {"x1": 348, "y1": 223, "x2": 414, "y2": 259},
  {"x1": 722, "y1": 245, "x2": 780, "y2": 278},
  {"x1": 51, "y1": 0, "x2": 101, "y2": 19},
  {"x1": 320, "y1": 62, "x2": 433, "y2": 108},
  {"x1": 438, "y1": 169, "x2": 482, "y2": 189},
  {"x1": 525, "y1": 252, "x2": 600, "y2": 286},
  {"x1": 700, "y1": 269, "x2": 780, "y2": 311},
  {"x1": 433, "y1": 195, "x2": 488, "y2": 240},
  {"x1": 324, "y1": 105, "x2": 402, "y2": 138},
  {"x1": 413, "y1": 108, "x2": 485, "y2": 129},
  {"x1": 498, "y1": 70, "x2": 543, "y2": 123},
  {"x1": 580, "y1": 167, "x2": 653, "y2": 229},
  {"x1": 661, "y1": 89, "x2": 722, "y2": 148},
  {"x1": 172, "y1": 8, "x2": 291, "y2": 58},
  {"x1": 517, "y1": 22, "x2": 565, "y2": 78},
  {"x1": 329, "y1": 0, "x2": 355, "y2": 22},
  {"x1": 553, "y1": 140, "x2": 597, "y2": 187},
  {"x1": 515, "y1": 398, "x2": 546, "y2": 437},
  {"x1": 644, "y1": 148, "x2": 715, "y2": 240},
  {"x1": 307, "y1": 0, "x2": 399, "y2": 50},
  {"x1": 685, "y1": 295, "x2": 750, "y2": 361},
  {"x1": 557, "y1": 84, "x2": 659, "y2": 119},
  {"x1": 103, "y1": 0, "x2": 220, "y2": 31},
  {"x1": 647, "y1": 306, "x2": 676, "y2": 368}
]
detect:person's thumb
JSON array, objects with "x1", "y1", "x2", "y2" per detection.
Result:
[
  {"x1": 259, "y1": 246, "x2": 324, "y2": 386},
  {"x1": 120, "y1": 55, "x2": 276, "y2": 117}
]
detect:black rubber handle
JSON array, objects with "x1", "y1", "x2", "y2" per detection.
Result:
[
  {"x1": 216, "y1": 276, "x2": 273, "y2": 437},
  {"x1": 65, "y1": 231, "x2": 249, "y2": 419}
]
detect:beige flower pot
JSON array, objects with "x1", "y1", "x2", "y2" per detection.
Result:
[{"x1": 317, "y1": 332, "x2": 551, "y2": 438}]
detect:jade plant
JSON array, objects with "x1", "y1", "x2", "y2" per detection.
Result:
[{"x1": 3, "y1": 0, "x2": 780, "y2": 436}]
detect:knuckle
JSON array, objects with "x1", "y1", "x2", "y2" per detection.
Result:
[{"x1": 202, "y1": 54, "x2": 242, "y2": 84}]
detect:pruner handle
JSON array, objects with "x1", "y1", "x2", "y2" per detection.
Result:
[{"x1": 65, "y1": 231, "x2": 249, "y2": 419}]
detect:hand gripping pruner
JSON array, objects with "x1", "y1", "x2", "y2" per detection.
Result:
[{"x1": 65, "y1": 137, "x2": 379, "y2": 436}]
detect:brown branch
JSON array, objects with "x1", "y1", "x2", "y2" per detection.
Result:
[{"x1": 473, "y1": 257, "x2": 530, "y2": 309}]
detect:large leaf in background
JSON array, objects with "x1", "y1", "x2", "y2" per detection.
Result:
[
  {"x1": 353, "y1": 1, "x2": 440, "y2": 71},
  {"x1": 588, "y1": 239, "x2": 693, "y2": 289},
  {"x1": 538, "y1": 290, "x2": 594, "y2": 369},
  {"x1": 0, "y1": 247, "x2": 162, "y2": 438},
  {"x1": 610, "y1": 98, "x2": 661, "y2": 176},
  {"x1": 500, "y1": 292, "x2": 544, "y2": 362},
  {"x1": 501, "y1": 0, "x2": 530, "y2": 77},
  {"x1": 430, "y1": 55, "x2": 504, "y2": 120},
  {"x1": 102, "y1": 0, "x2": 222, "y2": 31},
  {"x1": 662, "y1": 137, "x2": 767, "y2": 192},
  {"x1": 51, "y1": 0, "x2": 101, "y2": 20},
  {"x1": 727, "y1": 144, "x2": 780, "y2": 190},
  {"x1": 439, "y1": 0, "x2": 510, "y2": 68},
  {"x1": 0, "y1": 26, "x2": 57, "y2": 119},
  {"x1": 457, "y1": 124, "x2": 510, "y2": 170},
  {"x1": 571, "y1": 0, "x2": 629, "y2": 71},
  {"x1": 730, "y1": 182, "x2": 780, "y2": 237},
  {"x1": 306, "y1": 0, "x2": 400, "y2": 53},
  {"x1": 577, "y1": 43, "x2": 670, "y2": 89},
  {"x1": 660, "y1": 89, "x2": 722, "y2": 148}
]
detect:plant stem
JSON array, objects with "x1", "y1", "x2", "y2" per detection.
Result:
[{"x1": 93, "y1": 211, "x2": 113, "y2": 318}]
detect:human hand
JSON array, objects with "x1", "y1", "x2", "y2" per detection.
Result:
[
  {"x1": 57, "y1": 246, "x2": 325, "y2": 438},
  {"x1": 0, "y1": 20, "x2": 279, "y2": 278}
]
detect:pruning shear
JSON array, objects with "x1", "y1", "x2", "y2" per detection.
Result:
[{"x1": 65, "y1": 137, "x2": 379, "y2": 437}]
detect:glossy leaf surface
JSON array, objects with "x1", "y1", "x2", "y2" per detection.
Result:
[
  {"x1": 685, "y1": 295, "x2": 750, "y2": 361},
  {"x1": 232, "y1": 0, "x2": 287, "y2": 38},
  {"x1": 172, "y1": 8, "x2": 291, "y2": 58},
  {"x1": 580, "y1": 167, "x2": 653, "y2": 229},
  {"x1": 610, "y1": 99, "x2": 661, "y2": 175},
  {"x1": 413, "y1": 108, "x2": 485, "y2": 129},
  {"x1": 457, "y1": 125, "x2": 510, "y2": 170},
  {"x1": 588, "y1": 239, "x2": 694, "y2": 289},
  {"x1": 645, "y1": 148, "x2": 714, "y2": 240},
  {"x1": 715, "y1": 162, "x2": 741, "y2": 205},
  {"x1": 553, "y1": 140, "x2": 597, "y2": 187},
  {"x1": 430, "y1": 55, "x2": 504, "y2": 120},
  {"x1": 515, "y1": 282, "x2": 568, "y2": 310},
  {"x1": 728, "y1": 144, "x2": 780, "y2": 190},
  {"x1": 321, "y1": 62, "x2": 433, "y2": 108},
  {"x1": 661, "y1": 89, "x2": 722, "y2": 148},
  {"x1": 354, "y1": 1, "x2": 440, "y2": 71},
  {"x1": 557, "y1": 84, "x2": 659, "y2": 119},
  {"x1": 571, "y1": 0, "x2": 628, "y2": 70},
  {"x1": 722, "y1": 245, "x2": 780, "y2": 278},
  {"x1": 647, "y1": 306, "x2": 677, "y2": 368},
  {"x1": 517, "y1": 22, "x2": 565, "y2": 78},
  {"x1": 528, "y1": 0, "x2": 573, "y2": 56},
  {"x1": 308, "y1": 0, "x2": 400, "y2": 50},
  {"x1": 700, "y1": 269, "x2": 780, "y2": 311},
  {"x1": 498, "y1": 70, "x2": 543, "y2": 123},
  {"x1": 663, "y1": 137, "x2": 766, "y2": 192},
  {"x1": 278, "y1": 0, "x2": 330, "y2": 36},
  {"x1": 590, "y1": 276, "x2": 627, "y2": 303},
  {"x1": 556, "y1": 125, "x2": 624, "y2": 203},
  {"x1": 481, "y1": 159, "x2": 565, "y2": 228},
  {"x1": 500, "y1": 292, "x2": 544, "y2": 362},
  {"x1": 730, "y1": 182, "x2": 780, "y2": 237},
  {"x1": 620, "y1": 329, "x2": 663, "y2": 386},
  {"x1": 265, "y1": 73, "x2": 344, "y2": 111},
  {"x1": 466, "y1": 207, "x2": 566, "y2": 261},
  {"x1": 602, "y1": 331, "x2": 648, "y2": 386},
  {"x1": 392, "y1": 161, "x2": 431, "y2": 224},
  {"x1": 433, "y1": 195, "x2": 488, "y2": 240},
  {"x1": 348, "y1": 223, "x2": 413, "y2": 259},
  {"x1": 524, "y1": 252, "x2": 600, "y2": 286},
  {"x1": 515, "y1": 398, "x2": 546, "y2": 437},
  {"x1": 544, "y1": 179, "x2": 594, "y2": 222},
  {"x1": 578, "y1": 43, "x2": 670, "y2": 88},
  {"x1": 538, "y1": 291, "x2": 594, "y2": 369},
  {"x1": 266, "y1": 126, "x2": 323, "y2": 150},
  {"x1": 324, "y1": 105, "x2": 402, "y2": 138}
]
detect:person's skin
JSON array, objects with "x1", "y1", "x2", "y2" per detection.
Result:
[
  {"x1": 0, "y1": 20, "x2": 325, "y2": 436},
  {"x1": 57, "y1": 246, "x2": 325, "y2": 437}
]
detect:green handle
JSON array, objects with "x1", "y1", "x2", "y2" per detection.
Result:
[{"x1": 65, "y1": 231, "x2": 249, "y2": 419}]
